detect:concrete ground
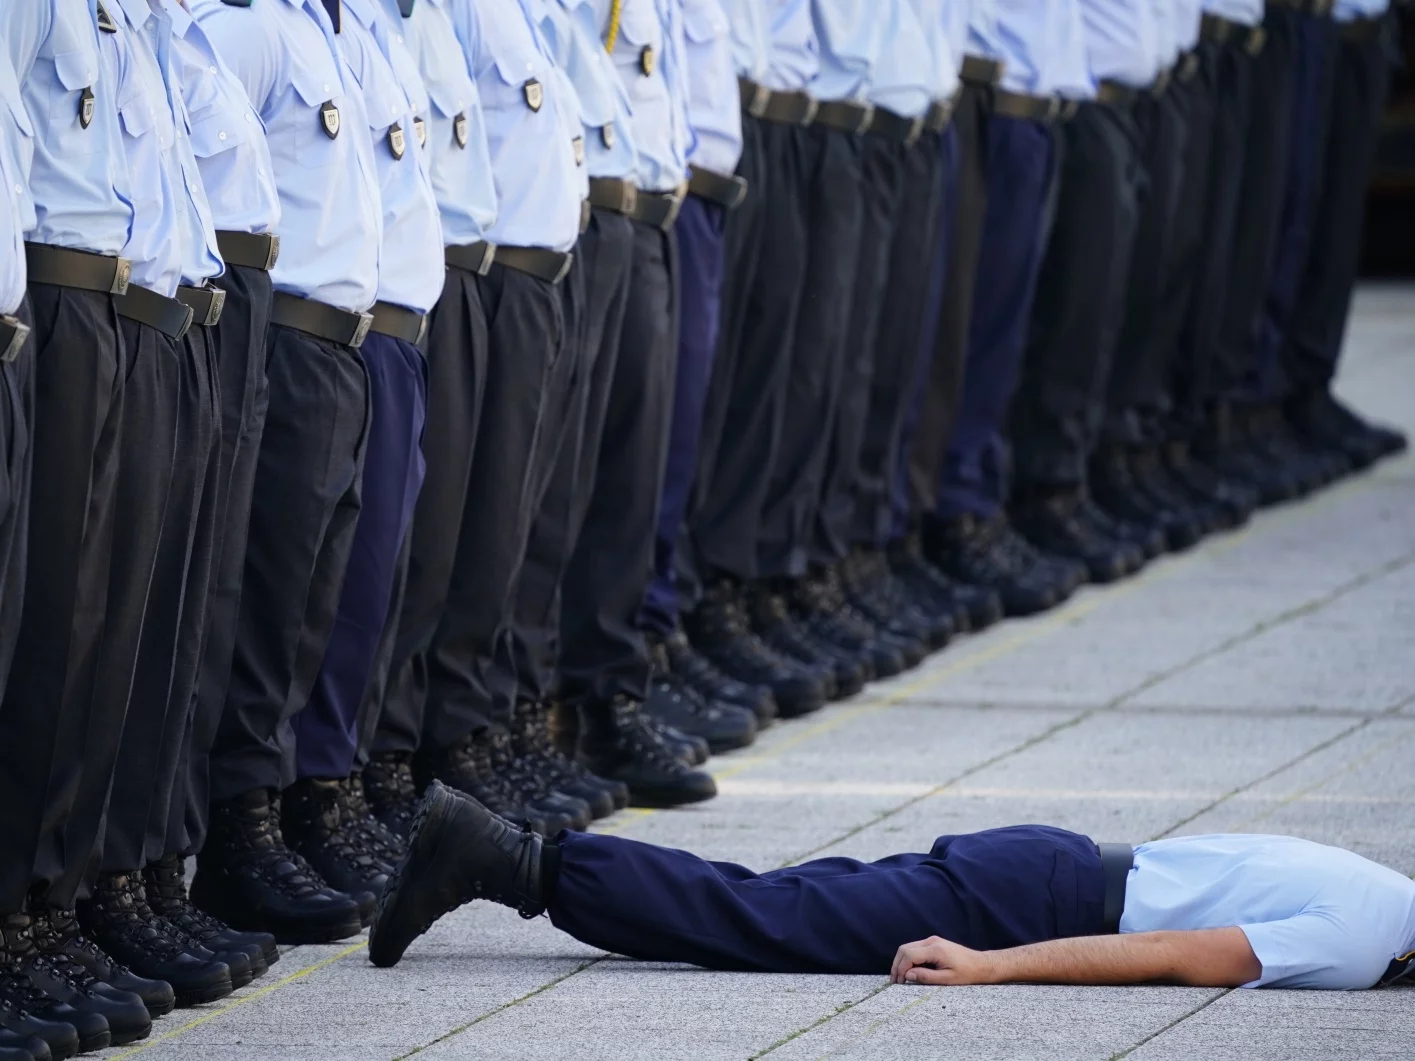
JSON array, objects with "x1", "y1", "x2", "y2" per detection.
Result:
[{"x1": 104, "y1": 286, "x2": 1415, "y2": 1061}]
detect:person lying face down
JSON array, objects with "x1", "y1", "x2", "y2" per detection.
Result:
[{"x1": 368, "y1": 781, "x2": 1415, "y2": 991}]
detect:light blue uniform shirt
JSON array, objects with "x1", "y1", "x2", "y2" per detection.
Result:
[
  {"x1": 2, "y1": 0, "x2": 134, "y2": 255},
  {"x1": 0, "y1": 53, "x2": 32, "y2": 315},
  {"x1": 764, "y1": 0, "x2": 819, "y2": 92},
  {"x1": 595, "y1": 0, "x2": 690, "y2": 193},
  {"x1": 968, "y1": 0, "x2": 1005, "y2": 63},
  {"x1": 870, "y1": 0, "x2": 932, "y2": 118},
  {"x1": 809, "y1": 0, "x2": 881, "y2": 104},
  {"x1": 1121, "y1": 835, "x2": 1415, "y2": 990},
  {"x1": 1201, "y1": 0, "x2": 1261, "y2": 27},
  {"x1": 534, "y1": 0, "x2": 638, "y2": 181},
  {"x1": 729, "y1": 0, "x2": 770, "y2": 81},
  {"x1": 340, "y1": 0, "x2": 445, "y2": 314},
  {"x1": 446, "y1": 0, "x2": 582, "y2": 252},
  {"x1": 1080, "y1": 0, "x2": 1161, "y2": 89},
  {"x1": 995, "y1": 0, "x2": 1092, "y2": 99},
  {"x1": 101, "y1": 0, "x2": 222, "y2": 295},
  {"x1": 398, "y1": 0, "x2": 498, "y2": 247},
  {"x1": 195, "y1": 0, "x2": 384, "y2": 313},
  {"x1": 682, "y1": 0, "x2": 742, "y2": 176},
  {"x1": 169, "y1": 5, "x2": 282, "y2": 238},
  {"x1": 909, "y1": 0, "x2": 963, "y2": 99},
  {"x1": 1335, "y1": 0, "x2": 1389, "y2": 20},
  {"x1": 1174, "y1": 0, "x2": 1202, "y2": 50}
]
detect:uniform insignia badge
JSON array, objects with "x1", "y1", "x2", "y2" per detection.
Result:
[
  {"x1": 388, "y1": 121, "x2": 406, "y2": 160},
  {"x1": 96, "y1": 2, "x2": 118, "y2": 32},
  {"x1": 413, "y1": 116, "x2": 427, "y2": 148},
  {"x1": 79, "y1": 87, "x2": 96, "y2": 130},
  {"x1": 524, "y1": 79, "x2": 543, "y2": 112},
  {"x1": 454, "y1": 112, "x2": 469, "y2": 148},
  {"x1": 572, "y1": 135, "x2": 584, "y2": 166},
  {"x1": 601, "y1": 122, "x2": 615, "y2": 149},
  {"x1": 320, "y1": 100, "x2": 341, "y2": 139},
  {"x1": 640, "y1": 44, "x2": 656, "y2": 76}
]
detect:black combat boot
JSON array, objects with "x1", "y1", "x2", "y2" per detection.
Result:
[
  {"x1": 511, "y1": 702, "x2": 623, "y2": 820},
  {"x1": 784, "y1": 568, "x2": 906, "y2": 679},
  {"x1": 1163, "y1": 439, "x2": 1256, "y2": 529},
  {"x1": 889, "y1": 534, "x2": 1003, "y2": 633},
  {"x1": 743, "y1": 583, "x2": 861, "y2": 701},
  {"x1": 682, "y1": 580, "x2": 829, "y2": 720},
  {"x1": 281, "y1": 778, "x2": 391, "y2": 922},
  {"x1": 643, "y1": 640, "x2": 758, "y2": 753},
  {"x1": 840, "y1": 550, "x2": 949, "y2": 654},
  {"x1": 484, "y1": 727, "x2": 591, "y2": 833},
  {"x1": 4, "y1": 914, "x2": 148, "y2": 1047},
  {"x1": 27, "y1": 909, "x2": 173, "y2": 1019},
  {"x1": 190, "y1": 789, "x2": 365, "y2": 946},
  {"x1": 0, "y1": 968, "x2": 92, "y2": 1059},
  {"x1": 577, "y1": 696, "x2": 717, "y2": 808},
  {"x1": 1011, "y1": 488, "x2": 1143, "y2": 584},
  {"x1": 661, "y1": 627, "x2": 777, "y2": 724},
  {"x1": 362, "y1": 752, "x2": 421, "y2": 839},
  {"x1": 0, "y1": 1027, "x2": 49, "y2": 1061},
  {"x1": 369, "y1": 782, "x2": 546, "y2": 968},
  {"x1": 337, "y1": 775, "x2": 408, "y2": 870},
  {"x1": 142, "y1": 857, "x2": 277, "y2": 982},
  {"x1": 77, "y1": 876, "x2": 231, "y2": 1011},
  {"x1": 413, "y1": 732, "x2": 549, "y2": 835},
  {"x1": 923, "y1": 512, "x2": 1067, "y2": 616},
  {"x1": 1287, "y1": 389, "x2": 1405, "y2": 469}
]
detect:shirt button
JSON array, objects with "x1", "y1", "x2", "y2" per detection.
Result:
[
  {"x1": 245, "y1": 112, "x2": 253, "y2": 122},
  {"x1": 324, "y1": 83, "x2": 331, "y2": 93},
  {"x1": 12, "y1": 184, "x2": 20, "y2": 196},
  {"x1": 210, "y1": 65, "x2": 218, "y2": 74},
  {"x1": 219, "y1": 131, "x2": 228, "y2": 141}
]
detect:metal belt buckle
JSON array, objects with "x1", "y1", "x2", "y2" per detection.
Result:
[
  {"x1": 0, "y1": 315, "x2": 29, "y2": 362},
  {"x1": 746, "y1": 82, "x2": 771, "y2": 118},
  {"x1": 111, "y1": 256, "x2": 132, "y2": 296},
  {"x1": 477, "y1": 242, "x2": 497, "y2": 276},
  {"x1": 1179, "y1": 51, "x2": 1201, "y2": 82},
  {"x1": 1312, "y1": 0, "x2": 1334, "y2": 14},
  {"x1": 1246, "y1": 26, "x2": 1267, "y2": 55},
  {"x1": 620, "y1": 183, "x2": 640, "y2": 215},
  {"x1": 200, "y1": 287, "x2": 226, "y2": 327},
  {"x1": 1041, "y1": 97, "x2": 1063, "y2": 123},
  {"x1": 264, "y1": 234, "x2": 282, "y2": 271},
  {"x1": 800, "y1": 96, "x2": 819, "y2": 126},
  {"x1": 855, "y1": 103, "x2": 876, "y2": 135},
  {"x1": 903, "y1": 116, "x2": 923, "y2": 148},
  {"x1": 550, "y1": 253, "x2": 574, "y2": 287},
  {"x1": 414, "y1": 314, "x2": 429, "y2": 346},
  {"x1": 1150, "y1": 68, "x2": 1172, "y2": 97},
  {"x1": 663, "y1": 182, "x2": 688, "y2": 230},
  {"x1": 351, "y1": 312, "x2": 373, "y2": 349}
]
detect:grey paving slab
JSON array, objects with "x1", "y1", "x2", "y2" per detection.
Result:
[
  {"x1": 765, "y1": 984, "x2": 1224, "y2": 1061},
  {"x1": 90, "y1": 287, "x2": 1415, "y2": 1061},
  {"x1": 1125, "y1": 986, "x2": 1415, "y2": 1061}
]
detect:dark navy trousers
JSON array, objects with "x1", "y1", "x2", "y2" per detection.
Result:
[
  {"x1": 642, "y1": 195, "x2": 726, "y2": 635},
  {"x1": 937, "y1": 115, "x2": 1058, "y2": 519},
  {"x1": 292, "y1": 331, "x2": 427, "y2": 781},
  {"x1": 550, "y1": 826, "x2": 1107, "y2": 974}
]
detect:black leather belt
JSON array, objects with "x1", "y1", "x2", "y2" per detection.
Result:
[
  {"x1": 494, "y1": 246, "x2": 574, "y2": 286},
  {"x1": 739, "y1": 78, "x2": 818, "y2": 126},
  {"x1": 215, "y1": 230, "x2": 280, "y2": 272},
  {"x1": 1096, "y1": 80, "x2": 1141, "y2": 108},
  {"x1": 992, "y1": 89, "x2": 1061, "y2": 123},
  {"x1": 0, "y1": 314, "x2": 30, "y2": 363},
  {"x1": 445, "y1": 240, "x2": 497, "y2": 277},
  {"x1": 1201, "y1": 11, "x2": 1264, "y2": 53},
  {"x1": 177, "y1": 283, "x2": 226, "y2": 328},
  {"x1": 1097, "y1": 843, "x2": 1134, "y2": 935},
  {"x1": 116, "y1": 283, "x2": 195, "y2": 340},
  {"x1": 868, "y1": 107, "x2": 924, "y2": 147},
  {"x1": 1339, "y1": 14, "x2": 1383, "y2": 40},
  {"x1": 369, "y1": 300, "x2": 428, "y2": 344},
  {"x1": 628, "y1": 185, "x2": 686, "y2": 231},
  {"x1": 24, "y1": 243, "x2": 132, "y2": 295},
  {"x1": 271, "y1": 291, "x2": 373, "y2": 348},
  {"x1": 588, "y1": 177, "x2": 639, "y2": 215},
  {"x1": 924, "y1": 92, "x2": 959, "y2": 133},
  {"x1": 813, "y1": 99, "x2": 874, "y2": 135},
  {"x1": 961, "y1": 54, "x2": 1004, "y2": 87},
  {"x1": 687, "y1": 165, "x2": 749, "y2": 210}
]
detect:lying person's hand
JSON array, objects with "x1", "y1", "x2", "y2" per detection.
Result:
[{"x1": 890, "y1": 936, "x2": 994, "y2": 985}]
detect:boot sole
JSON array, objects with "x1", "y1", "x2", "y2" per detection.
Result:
[
  {"x1": 626, "y1": 785, "x2": 718, "y2": 809},
  {"x1": 110, "y1": 1024, "x2": 153, "y2": 1047},
  {"x1": 145, "y1": 999, "x2": 176, "y2": 1018},
  {"x1": 175, "y1": 980, "x2": 235, "y2": 1008},
  {"x1": 77, "y1": 1030, "x2": 112, "y2": 1054}
]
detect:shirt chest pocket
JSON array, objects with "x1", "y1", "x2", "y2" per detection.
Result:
[
  {"x1": 356, "y1": 48, "x2": 410, "y2": 157},
  {"x1": 425, "y1": 73, "x2": 476, "y2": 155},
  {"x1": 610, "y1": 2, "x2": 663, "y2": 96},
  {"x1": 287, "y1": 51, "x2": 349, "y2": 168},
  {"x1": 44, "y1": 47, "x2": 102, "y2": 159},
  {"x1": 188, "y1": 107, "x2": 252, "y2": 159},
  {"x1": 680, "y1": 0, "x2": 727, "y2": 45}
]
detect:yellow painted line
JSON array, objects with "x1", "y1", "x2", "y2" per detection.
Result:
[{"x1": 106, "y1": 940, "x2": 369, "y2": 1059}]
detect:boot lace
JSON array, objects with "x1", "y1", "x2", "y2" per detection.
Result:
[
  {"x1": 86, "y1": 875, "x2": 188, "y2": 964},
  {"x1": 364, "y1": 753, "x2": 420, "y2": 838}
]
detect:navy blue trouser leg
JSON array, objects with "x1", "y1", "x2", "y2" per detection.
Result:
[
  {"x1": 550, "y1": 826, "x2": 1106, "y2": 974},
  {"x1": 291, "y1": 332, "x2": 427, "y2": 781},
  {"x1": 937, "y1": 115, "x2": 1058, "y2": 519},
  {"x1": 641, "y1": 195, "x2": 726, "y2": 635}
]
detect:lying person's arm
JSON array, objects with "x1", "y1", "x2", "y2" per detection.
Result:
[{"x1": 890, "y1": 928, "x2": 1262, "y2": 988}]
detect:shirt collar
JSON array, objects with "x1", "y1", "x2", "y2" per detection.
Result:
[
  {"x1": 158, "y1": 0, "x2": 194, "y2": 38},
  {"x1": 116, "y1": 0, "x2": 155, "y2": 31},
  {"x1": 341, "y1": 0, "x2": 378, "y2": 30}
]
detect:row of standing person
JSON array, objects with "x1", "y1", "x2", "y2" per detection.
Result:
[{"x1": 0, "y1": 0, "x2": 1406, "y2": 1058}]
